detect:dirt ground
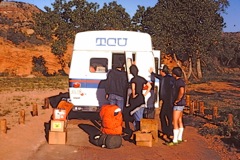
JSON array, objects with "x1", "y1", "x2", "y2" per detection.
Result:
[{"x1": 0, "y1": 80, "x2": 240, "y2": 160}]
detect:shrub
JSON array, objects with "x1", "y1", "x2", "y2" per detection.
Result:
[
  {"x1": 32, "y1": 56, "x2": 48, "y2": 76},
  {"x1": 27, "y1": 34, "x2": 45, "y2": 45},
  {"x1": 6, "y1": 28, "x2": 26, "y2": 45}
]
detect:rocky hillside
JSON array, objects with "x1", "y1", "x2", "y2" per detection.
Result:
[{"x1": 0, "y1": 1, "x2": 72, "y2": 76}]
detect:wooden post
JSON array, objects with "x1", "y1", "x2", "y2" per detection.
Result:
[
  {"x1": 0, "y1": 119, "x2": 7, "y2": 134},
  {"x1": 189, "y1": 101, "x2": 194, "y2": 115},
  {"x1": 212, "y1": 106, "x2": 218, "y2": 120},
  {"x1": 19, "y1": 109, "x2": 25, "y2": 124},
  {"x1": 227, "y1": 114, "x2": 233, "y2": 128},
  {"x1": 43, "y1": 97, "x2": 50, "y2": 109},
  {"x1": 199, "y1": 101, "x2": 205, "y2": 115},
  {"x1": 186, "y1": 95, "x2": 190, "y2": 107},
  {"x1": 194, "y1": 100, "x2": 198, "y2": 111},
  {"x1": 32, "y1": 103, "x2": 38, "y2": 116}
]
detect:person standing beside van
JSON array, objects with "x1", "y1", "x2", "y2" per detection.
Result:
[
  {"x1": 167, "y1": 67, "x2": 186, "y2": 146},
  {"x1": 149, "y1": 64, "x2": 175, "y2": 140},
  {"x1": 105, "y1": 63, "x2": 128, "y2": 111},
  {"x1": 129, "y1": 65, "x2": 152, "y2": 131}
]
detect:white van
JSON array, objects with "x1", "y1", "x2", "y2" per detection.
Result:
[{"x1": 68, "y1": 30, "x2": 160, "y2": 112}]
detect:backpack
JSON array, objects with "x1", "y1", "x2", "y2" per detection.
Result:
[
  {"x1": 99, "y1": 104, "x2": 123, "y2": 135},
  {"x1": 92, "y1": 134, "x2": 122, "y2": 149}
]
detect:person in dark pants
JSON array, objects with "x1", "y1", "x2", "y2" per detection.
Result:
[
  {"x1": 129, "y1": 65, "x2": 152, "y2": 131},
  {"x1": 149, "y1": 64, "x2": 175, "y2": 140},
  {"x1": 105, "y1": 63, "x2": 128, "y2": 111}
]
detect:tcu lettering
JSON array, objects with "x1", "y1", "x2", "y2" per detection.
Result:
[{"x1": 96, "y1": 38, "x2": 127, "y2": 46}]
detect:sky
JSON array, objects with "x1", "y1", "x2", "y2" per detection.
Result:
[{"x1": 15, "y1": 0, "x2": 240, "y2": 32}]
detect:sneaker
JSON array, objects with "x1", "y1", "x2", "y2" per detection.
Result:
[
  {"x1": 166, "y1": 142, "x2": 178, "y2": 146},
  {"x1": 178, "y1": 139, "x2": 187, "y2": 143}
]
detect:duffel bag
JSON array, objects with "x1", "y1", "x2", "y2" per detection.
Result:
[{"x1": 93, "y1": 134, "x2": 122, "y2": 149}]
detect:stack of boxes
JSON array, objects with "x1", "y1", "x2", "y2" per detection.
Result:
[
  {"x1": 48, "y1": 108, "x2": 67, "y2": 144},
  {"x1": 134, "y1": 118, "x2": 158, "y2": 147}
]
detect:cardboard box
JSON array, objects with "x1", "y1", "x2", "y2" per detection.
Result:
[
  {"x1": 140, "y1": 119, "x2": 158, "y2": 143},
  {"x1": 136, "y1": 141, "x2": 152, "y2": 147},
  {"x1": 140, "y1": 119, "x2": 158, "y2": 132},
  {"x1": 151, "y1": 130, "x2": 158, "y2": 143},
  {"x1": 53, "y1": 108, "x2": 67, "y2": 120},
  {"x1": 134, "y1": 131, "x2": 152, "y2": 142},
  {"x1": 48, "y1": 131, "x2": 67, "y2": 144},
  {"x1": 50, "y1": 120, "x2": 65, "y2": 132},
  {"x1": 134, "y1": 131, "x2": 153, "y2": 147}
]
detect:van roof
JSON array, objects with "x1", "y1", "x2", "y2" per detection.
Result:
[{"x1": 73, "y1": 30, "x2": 153, "y2": 52}]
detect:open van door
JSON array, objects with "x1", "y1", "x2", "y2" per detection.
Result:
[
  {"x1": 125, "y1": 51, "x2": 134, "y2": 81},
  {"x1": 153, "y1": 50, "x2": 161, "y2": 71},
  {"x1": 152, "y1": 50, "x2": 161, "y2": 108}
]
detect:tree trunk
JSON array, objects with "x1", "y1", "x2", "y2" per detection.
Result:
[
  {"x1": 187, "y1": 57, "x2": 192, "y2": 79},
  {"x1": 196, "y1": 58, "x2": 202, "y2": 79},
  {"x1": 196, "y1": 50, "x2": 202, "y2": 79},
  {"x1": 173, "y1": 54, "x2": 189, "y2": 82}
]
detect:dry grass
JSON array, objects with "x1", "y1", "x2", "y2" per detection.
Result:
[{"x1": 0, "y1": 76, "x2": 68, "y2": 128}]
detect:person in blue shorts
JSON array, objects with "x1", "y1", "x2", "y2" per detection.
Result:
[{"x1": 167, "y1": 67, "x2": 186, "y2": 146}]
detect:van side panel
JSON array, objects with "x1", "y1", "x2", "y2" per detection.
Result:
[{"x1": 69, "y1": 51, "x2": 110, "y2": 110}]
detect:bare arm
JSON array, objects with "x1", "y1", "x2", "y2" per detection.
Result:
[
  {"x1": 174, "y1": 87, "x2": 185, "y2": 105},
  {"x1": 143, "y1": 82, "x2": 152, "y2": 97},
  {"x1": 131, "y1": 83, "x2": 137, "y2": 98}
]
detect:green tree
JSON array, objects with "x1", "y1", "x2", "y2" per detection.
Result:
[
  {"x1": 139, "y1": 0, "x2": 229, "y2": 81},
  {"x1": 33, "y1": 0, "x2": 99, "y2": 75},
  {"x1": 131, "y1": 6, "x2": 146, "y2": 31},
  {"x1": 95, "y1": 1, "x2": 131, "y2": 30},
  {"x1": 217, "y1": 33, "x2": 240, "y2": 67}
]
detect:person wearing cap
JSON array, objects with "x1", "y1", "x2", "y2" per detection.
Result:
[
  {"x1": 105, "y1": 63, "x2": 128, "y2": 111},
  {"x1": 149, "y1": 64, "x2": 175, "y2": 141}
]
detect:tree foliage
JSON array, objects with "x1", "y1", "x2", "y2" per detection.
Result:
[
  {"x1": 96, "y1": 1, "x2": 131, "y2": 30},
  {"x1": 213, "y1": 33, "x2": 240, "y2": 67},
  {"x1": 33, "y1": 0, "x2": 131, "y2": 75},
  {"x1": 32, "y1": 0, "x2": 240, "y2": 79},
  {"x1": 131, "y1": 6, "x2": 146, "y2": 31},
  {"x1": 138, "y1": 0, "x2": 229, "y2": 80}
]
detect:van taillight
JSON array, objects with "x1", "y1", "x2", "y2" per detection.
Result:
[{"x1": 73, "y1": 82, "x2": 80, "y2": 88}]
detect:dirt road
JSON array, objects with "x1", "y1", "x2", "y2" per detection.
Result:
[
  {"x1": 30, "y1": 121, "x2": 222, "y2": 160},
  {"x1": 0, "y1": 106, "x2": 229, "y2": 160}
]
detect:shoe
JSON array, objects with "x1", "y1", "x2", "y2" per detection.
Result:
[
  {"x1": 178, "y1": 139, "x2": 187, "y2": 143},
  {"x1": 166, "y1": 142, "x2": 178, "y2": 146}
]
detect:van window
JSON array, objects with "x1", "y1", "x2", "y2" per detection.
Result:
[{"x1": 90, "y1": 58, "x2": 108, "y2": 73}]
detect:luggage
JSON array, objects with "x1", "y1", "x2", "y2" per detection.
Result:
[
  {"x1": 99, "y1": 104, "x2": 123, "y2": 135},
  {"x1": 93, "y1": 134, "x2": 122, "y2": 149},
  {"x1": 48, "y1": 92, "x2": 69, "y2": 108},
  {"x1": 91, "y1": 104, "x2": 123, "y2": 149}
]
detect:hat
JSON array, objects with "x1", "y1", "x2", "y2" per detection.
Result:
[
  {"x1": 158, "y1": 64, "x2": 169, "y2": 74},
  {"x1": 158, "y1": 64, "x2": 165, "y2": 70}
]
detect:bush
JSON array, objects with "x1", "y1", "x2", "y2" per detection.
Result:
[
  {"x1": 26, "y1": 34, "x2": 45, "y2": 45},
  {"x1": 0, "y1": 14, "x2": 13, "y2": 25},
  {"x1": 32, "y1": 56, "x2": 48, "y2": 76},
  {"x1": 6, "y1": 28, "x2": 26, "y2": 45}
]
